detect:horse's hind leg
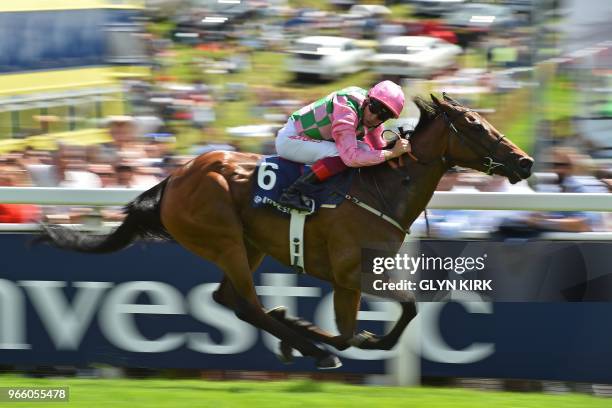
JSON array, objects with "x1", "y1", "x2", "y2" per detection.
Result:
[
  {"x1": 213, "y1": 241, "x2": 263, "y2": 310},
  {"x1": 266, "y1": 289, "x2": 358, "y2": 351}
]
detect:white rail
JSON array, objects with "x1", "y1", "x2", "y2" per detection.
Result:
[
  {"x1": 0, "y1": 187, "x2": 143, "y2": 206},
  {"x1": 0, "y1": 188, "x2": 611, "y2": 211},
  {"x1": 2, "y1": 223, "x2": 611, "y2": 240},
  {"x1": 430, "y1": 192, "x2": 612, "y2": 212}
]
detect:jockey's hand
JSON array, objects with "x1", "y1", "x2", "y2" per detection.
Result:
[{"x1": 386, "y1": 138, "x2": 411, "y2": 160}]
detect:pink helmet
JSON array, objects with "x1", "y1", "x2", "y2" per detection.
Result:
[{"x1": 368, "y1": 80, "x2": 404, "y2": 118}]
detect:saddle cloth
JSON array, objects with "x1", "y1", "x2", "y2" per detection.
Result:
[{"x1": 252, "y1": 156, "x2": 353, "y2": 213}]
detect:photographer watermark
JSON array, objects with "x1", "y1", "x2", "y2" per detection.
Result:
[
  {"x1": 361, "y1": 242, "x2": 495, "y2": 301},
  {"x1": 372, "y1": 253, "x2": 487, "y2": 275},
  {"x1": 361, "y1": 240, "x2": 607, "y2": 302},
  {"x1": 372, "y1": 277, "x2": 492, "y2": 292}
]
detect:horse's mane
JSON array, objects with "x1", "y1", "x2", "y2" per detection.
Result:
[{"x1": 412, "y1": 96, "x2": 440, "y2": 135}]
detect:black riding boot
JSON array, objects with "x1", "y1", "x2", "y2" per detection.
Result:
[{"x1": 278, "y1": 171, "x2": 319, "y2": 212}]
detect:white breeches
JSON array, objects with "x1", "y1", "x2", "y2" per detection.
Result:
[{"x1": 275, "y1": 119, "x2": 371, "y2": 164}]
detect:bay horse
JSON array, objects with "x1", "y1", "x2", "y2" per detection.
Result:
[{"x1": 37, "y1": 94, "x2": 533, "y2": 369}]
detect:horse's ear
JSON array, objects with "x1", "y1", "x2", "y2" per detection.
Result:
[
  {"x1": 442, "y1": 92, "x2": 459, "y2": 105},
  {"x1": 430, "y1": 94, "x2": 442, "y2": 107}
]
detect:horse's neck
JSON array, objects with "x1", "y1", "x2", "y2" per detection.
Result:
[
  {"x1": 397, "y1": 119, "x2": 450, "y2": 229},
  {"x1": 358, "y1": 117, "x2": 449, "y2": 232},
  {"x1": 396, "y1": 159, "x2": 447, "y2": 230},
  {"x1": 410, "y1": 115, "x2": 449, "y2": 164}
]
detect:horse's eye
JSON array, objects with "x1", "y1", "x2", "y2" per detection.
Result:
[
  {"x1": 466, "y1": 115, "x2": 479, "y2": 124},
  {"x1": 468, "y1": 118, "x2": 484, "y2": 129}
]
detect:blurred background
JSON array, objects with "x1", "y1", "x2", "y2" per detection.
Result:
[{"x1": 0, "y1": 0, "x2": 610, "y2": 234}]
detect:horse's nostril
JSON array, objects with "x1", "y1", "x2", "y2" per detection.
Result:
[
  {"x1": 519, "y1": 157, "x2": 533, "y2": 170},
  {"x1": 518, "y1": 157, "x2": 534, "y2": 177}
]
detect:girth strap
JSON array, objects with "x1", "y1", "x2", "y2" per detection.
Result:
[
  {"x1": 287, "y1": 191, "x2": 408, "y2": 275},
  {"x1": 289, "y1": 210, "x2": 308, "y2": 274}
]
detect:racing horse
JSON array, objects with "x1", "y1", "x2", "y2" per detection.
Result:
[{"x1": 37, "y1": 94, "x2": 533, "y2": 369}]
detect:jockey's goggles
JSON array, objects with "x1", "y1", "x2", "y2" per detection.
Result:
[{"x1": 368, "y1": 98, "x2": 394, "y2": 122}]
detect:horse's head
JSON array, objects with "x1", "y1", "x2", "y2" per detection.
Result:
[{"x1": 430, "y1": 93, "x2": 534, "y2": 183}]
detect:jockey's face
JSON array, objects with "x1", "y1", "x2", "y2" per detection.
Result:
[{"x1": 363, "y1": 98, "x2": 390, "y2": 128}]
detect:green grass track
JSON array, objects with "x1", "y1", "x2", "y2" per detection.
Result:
[{"x1": 0, "y1": 376, "x2": 608, "y2": 407}]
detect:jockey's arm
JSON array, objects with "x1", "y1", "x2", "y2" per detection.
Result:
[
  {"x1": 366, "y1": 126, "x2": 412, "y2": 159},
  {"x1": 331, "y1": 101, "x2": 386, "y2": 167},
  {"x1": 331, "y1": 112, "x2": 407, "y2": 166}
]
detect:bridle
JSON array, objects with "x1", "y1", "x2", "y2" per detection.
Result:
[
  {"x1": 440, "y1": 109, "x2": 507, "y2": 176},
  {"x1": 387, "y1": 108, "x2": 510, "y2": 177}
]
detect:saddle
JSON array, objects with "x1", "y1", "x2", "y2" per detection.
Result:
[
  {"x1": 252, "y1": 156, "x2": 354, "y2": 274},
  {"x1": 252, "y1": 156, "x2": 353, "y2": 214}
]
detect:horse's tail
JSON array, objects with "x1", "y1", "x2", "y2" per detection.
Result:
[{"x1": 34, "y1": 178, "x2": 171, "y2": 253}]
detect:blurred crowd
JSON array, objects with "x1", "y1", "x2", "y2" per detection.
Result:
[
  {"x1": 2, "y1": 118, "x2": 611, "y2": 235},
  {"x1": 0, "y1": 116, "x2": 194, "y2": 224},
  {"x1": 411, "y1": 145, "x2": 612, "y2": 237}
]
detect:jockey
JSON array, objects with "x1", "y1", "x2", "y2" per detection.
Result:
[{"x1": 275, "y1": 80, "x2": 411, "y2": 212}]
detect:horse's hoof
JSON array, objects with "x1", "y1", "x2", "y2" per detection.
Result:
[
  {"x1": 267, "y1": 306, "x2": 287, "y2": 319},
  {"x1": 316, "y1": 354, "x2": 342, "y2": 370},
  {"x1": 276, "y1": 341, "x2": 294, "y2": 364},
  {"x1": 348, "y1": 330, "x2": 376, "y2": 347}
]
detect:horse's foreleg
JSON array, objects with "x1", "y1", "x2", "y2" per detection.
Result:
[
  {"x1": 349, "y1": 279, "x2": 417, "y2": 351},
  {"x1": 349, "y1": 301, "x2": 416, "y2": 350},
  {"x1": 331, "y1": 285, "x2": 362, "y2": 347}
]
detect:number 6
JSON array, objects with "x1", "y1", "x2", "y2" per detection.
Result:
[{"x1": 257, "y1": 162, "x2": 278, "y2": 190}]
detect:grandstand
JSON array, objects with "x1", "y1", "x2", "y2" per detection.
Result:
[{"x1": 0, "y1": 0, "x2": 149, "y2": 153}]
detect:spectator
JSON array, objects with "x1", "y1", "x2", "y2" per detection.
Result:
[
  {"x1": 25, "y1": 144, "x2": 102, "y2": 224},
  {"x1": 425, "y1": 170, "x2": 484, "y2": 238},
  {"x1": 133, "y1": 165, "x2": 162, "y2": 188},
  {"x1": 88, "y1": 164, "x2": 118, "y2": 188},
  {"x1": 102, "y1": 116, "x2": 147, "y2": 164},
  {"x1": 111, "y1": 163, "x2": 139, "y2": 188},
  {"x1": 0, "y1": 165, "x2": 41, "y2": 224},
  {"x1": 27, "y1": 144, "x2": 102, "y2": 189},
  {"x1": 480, "y1": 175, "x2": 538, "y2": 237},
  {"x1": 528, "y1": 147, "x2": 608, "y2": 232}
]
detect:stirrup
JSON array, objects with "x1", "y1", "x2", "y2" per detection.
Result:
[
  {"x1": 279, "y1": 192, "x2": 315, "y2": 214},
  {"x1": 296, "y1": 196, "x2": 315, "y2": 214}
]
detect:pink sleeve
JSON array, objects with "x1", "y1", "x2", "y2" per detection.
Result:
[
  {"x1": 330, "y1": 96, "x2": 386, "y2": 167},
  {"x1": 364, "y1": 126, "x2": 387, "y2": 150}
]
